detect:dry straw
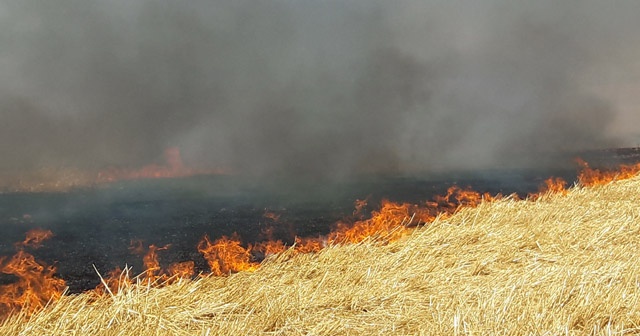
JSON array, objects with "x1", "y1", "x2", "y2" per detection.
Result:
[{"x1": 2, "y1": 175, "x2": 640, "y2": 335}]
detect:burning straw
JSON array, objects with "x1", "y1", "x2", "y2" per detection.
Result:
[{"x1": 2, "y1": 168, "x2": 640, "y2": 334}]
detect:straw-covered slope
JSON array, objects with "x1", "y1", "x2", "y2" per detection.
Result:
[{"x1": 2, "y1": 176, "x2": 640, "y2": 335}]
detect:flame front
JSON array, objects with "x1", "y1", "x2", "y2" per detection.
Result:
[
  {"x1": 3, "y1": 159, "x2": 640, "y2": 320},
  {"x1": 576, "y1": 158, "x2": 640, "y2": 187}
]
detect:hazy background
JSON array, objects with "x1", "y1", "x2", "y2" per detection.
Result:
[{"x1": 1, "y1": 0, "x2": 639, "y2": 179}]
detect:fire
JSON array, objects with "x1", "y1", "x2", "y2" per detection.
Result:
[
  {"x1": 352, "y1": 198, "x2": 368, "y2": 217},
  {"x1": 327, "y1": 187, "x2": 500, "y2": 246},
  {"x1": 0, "y1": 147, "x2": 230, "y2": 192},
  {"x1": 97, "y1": 241, "x2": 195, "y2": 294},
  {"x1": 262, "y1": 211, "x2": 281, "y2": 222},
  {"x1": 197, "y1": 234, "x2": 258, "y2": 276},
  {"x1": 576, "y1": 158, "x2": 640, "y2": 187},
  {"x1": 94, "y1": 267, "x2": 132, "y2": 297},
  {"x1": 128, "y1": 239, "x2": 146, "y2": 255},
  {"x1": 138, "y1": 243, "x2": 195, "y2": 282},
  {"x1": 20, "y1": 228, "x2": 54, "y2": 248},
  {"x1": 96, "y1": 158, "x2": 640, "y2": 289},
  {"x1": 254, "y1": 240, "x2": 288, "y2": 257},
  {"x1": 328, "y1": 200, "x2": 415, "y2": 244},
  {"x1": 97, "y1": 147, "x2": 226, "y2": 183},
  {"x1": 538, "y1": 177, "x2": 569, "y2": 196},
  {"x1": 528, "y1": 158, "x2": 640, "y2": 198},
  {"x1": 0, "y1": 229, "x2": 65, "y2": 318},
  {"x1": 430, "y1": 186, "x2": 498, "y2": 212},
  {"x1": 192, "y1": 186, "x2": 504, "y2": 275},
  {"x1": 4, "y1": 157, "x2": 640, "y2": 320},
  {"x1": 167, "y1": 261, "x2": 195, "y2": 279},
  {"x1": 294, "y1": 237, "x2": 326, "y2": 254},
  {"x1": 141, "y1": 244, "x2": 171, "y2": 282}
]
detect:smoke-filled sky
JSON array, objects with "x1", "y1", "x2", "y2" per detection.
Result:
[{"x1": 1, "y1": 0, "x2": 639, "y2": 178}]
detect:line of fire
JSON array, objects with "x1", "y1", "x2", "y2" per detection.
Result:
[{"x1": 1, "y1": 146, "x2": 640, "y2": 319}]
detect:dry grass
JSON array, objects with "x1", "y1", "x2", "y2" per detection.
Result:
[{"x1": 2, "y1": 176, "x2": 640, "y2": 335}]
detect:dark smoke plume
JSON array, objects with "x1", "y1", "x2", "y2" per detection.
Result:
[{"x1": 1, "y1": 0, "x2": 639, "y2": 179}]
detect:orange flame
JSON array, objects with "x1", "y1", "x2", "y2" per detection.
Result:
[
  {"x1": 254, "y1": 240, "x2": 287, "y2": 257},
  {"x1": 262, "y1": 211, "x2": 281, "y2": 222},
  {"x1": 197, "y1": 234, "x2": 258, "y2": 276},
  {"x1": 0, "y1": 229, "x2": 65, "y2": 318},
  {"x1": 327, "y1": 187, "x2": 499, "y2": 246},
  {"x1": 93, "y1": 158, "x2": 640, "y2": 298},
  {"x1": 167, "y1": 261, "x2": 195, "y2": 279},
  {"x1": 94, "y1": 266, "x2": 132, "y2": 296},
  {"x1": 328, "y1": 200, "x2": 414, "y2": 244},
  {"x1": 293, "y1": 237, "x2": 326, "y2": 254},
  {"x1": 128, "y1": 239, "x2": 146, "y2": 256},
  {"x1": 576, "y1": 158, "x2": 640, "y2": 187},
  {"x1": 97, "y1": 147, "x2": 228, "y2": 183},
  {"x1": 97, "y1": 241, "x2": 194, "y2": 294},
  {"x1": 5, "y1": 159, "x2": 640, "y2": 320},
  {"x1": 538, "y1": 177, "x2": 569, "y2": 196},
  {"x1": 352, "y1": 198, "x2": 369, "y2": 217},
  {"x1": 141, "y1": 244, "x2": 171, "y2": 283},
  {"x1": 1, "y1": 147, "x2": 230, "y2": 192},
  {"x1": 194, "y1": 186, "x2": 506, "y2": 276},
  {"x1": 19, "y1": 229, "x2": 54, "y2": 248}
]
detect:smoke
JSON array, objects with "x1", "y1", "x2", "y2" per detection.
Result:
[{"x1": 1, "y1": 0, "x2": 639, "y2": 178}]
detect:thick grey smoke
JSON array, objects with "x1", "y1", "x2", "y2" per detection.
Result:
[{"x1": 1, "y1": 0, "x2": 639, "y2": 178}]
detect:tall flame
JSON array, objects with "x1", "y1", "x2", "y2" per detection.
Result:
[
  {"x1": 197, "y1": 234, "x2": 257, "y2": 276},
  {"x1": 0, "y1": 229, "x2": 65, "y2": 318}
]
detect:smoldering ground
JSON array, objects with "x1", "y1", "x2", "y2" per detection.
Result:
[{"x1": 1, "y1": 0, "x2": 639, "y2": 180}]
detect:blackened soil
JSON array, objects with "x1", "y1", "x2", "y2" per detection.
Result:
[{"x1": 1, "y1": 148, "x2": 638, "y2": 293}]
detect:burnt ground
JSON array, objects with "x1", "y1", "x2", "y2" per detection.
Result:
[{"x1": 1, "y1": 148, "x2": 639, "y2": 293}]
